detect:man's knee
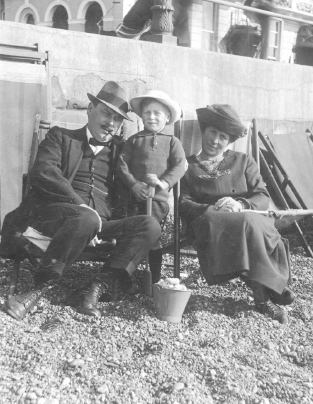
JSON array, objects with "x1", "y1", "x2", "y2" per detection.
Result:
[{"x1": 77, "y1": 208, "x2": 100, "y2": 234}]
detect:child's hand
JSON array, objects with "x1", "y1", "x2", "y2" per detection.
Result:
[
  {"x1": 158, "y1": 180, "x2": 169, "y2": 190},
  {"x1": 145, "y1": 173, "x2": 160, "y2": 187},
  {"x1": 131, "y1": 182, "x2": 151, "y2": 201},
  {"x1": 145, "y1": 174, "x2": 168, "y2": 190}
]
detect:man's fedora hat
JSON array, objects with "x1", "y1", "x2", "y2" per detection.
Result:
[
  {"x1": 87, "y1": 81, "x2": 131, "y2": 121},
  {"x1": 196, "y1": 104, "x2": 246, "y2": 138},
  {"x1": 130, "y1": 90, "x2": 182, "y2": 125}
]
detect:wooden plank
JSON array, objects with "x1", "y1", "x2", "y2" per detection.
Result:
[
  {"x1": 0, "y1": 48, "x2": 46, "y2": 62},
  {"x1": 0, "y1": 43, "x2": 38, "y2": 51},
  {"x1": 251, "y1": 119, "x2": 260, "y2": 169}
]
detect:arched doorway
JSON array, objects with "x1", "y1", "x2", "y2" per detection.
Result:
[
  {"x1": 26, "y1": 14, "x2": 35, "y2": 25},
  {"x1": 85, "y1": 2, "x2": 103, "y2": 34},
  {"x1": 52, "y1": 5, "x2": 68, "y2": 30}
]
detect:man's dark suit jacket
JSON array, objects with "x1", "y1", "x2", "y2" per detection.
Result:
[{"x1": 0, "y1": 125, "x2": 126, "y2": 254}]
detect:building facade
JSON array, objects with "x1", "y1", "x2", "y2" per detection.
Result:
[
  {"x1": 0, "y1": 0, "x2": 137, "y2": 32},
  {"x1": 1, "y1": 0, "x2": 313, "y2": 63},
  {"x1": 188, "y1": 0, "x2": 313, "y2": 63}
]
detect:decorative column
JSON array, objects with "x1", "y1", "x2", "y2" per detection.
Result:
[{"x1": 145, "y1": 0, "x2": 177, "y2": 45}]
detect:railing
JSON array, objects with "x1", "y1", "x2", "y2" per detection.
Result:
[
  {"x1": 131, "y1": 0, "x2": 313, "y2": 64},
  {"x1": 198, "y1": 0, "x2": 313, "y2": 64},
  {"x1": 205, "y1": 0, "x2": 313, "y2": 25}
]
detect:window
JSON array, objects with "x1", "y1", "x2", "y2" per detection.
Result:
[
  {"x1": 26, "y1": 14, "x2": 35, "y2": 25},
  {"x1": 85, "y1": 2, "x2": 103, "y2": 34},
  {"x1": 52, "y1": 5, "x2": 68, "y2": 30},
  {"x1": 0, "y1": 0, "x2": 4, "y2": 20},
  {"x1": 267, "y1": 18, "x2": 283, "y2": 61},
  {"x1": 202, "y1": 1, "x2": 218, "y2": 52}
]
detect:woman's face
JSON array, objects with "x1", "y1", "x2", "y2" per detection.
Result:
[{"x1": 201, "y1": 126, "x2": 231, "y2": 158}]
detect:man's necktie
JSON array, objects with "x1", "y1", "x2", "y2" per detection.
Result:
[{"x1": 89, "y1": 138, "x2": 111, "y2": 147}]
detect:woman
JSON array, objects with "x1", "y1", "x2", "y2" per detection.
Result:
[{"x1": 179, "y1": 104, "x2": 294, "y2": 325}]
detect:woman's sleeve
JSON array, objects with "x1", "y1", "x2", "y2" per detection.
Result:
[
  {"x1": 179, "y1": 172, "x2": 209, "y2": 221},
  {"x1": 116, "y1": 137, "x2": 138, "y2": 189},
  {"x1": 238, "y1": 155, "x2": 270, "y2": 210},
  {"x1": 160, "y1": 137, "x2": 187, "y2": 188}
]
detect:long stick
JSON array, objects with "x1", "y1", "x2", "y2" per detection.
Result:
[
  {"x1": 142, "y1": 193, "x2": 154, "y2": 297},
  {"x1": 173, "y1": 113, "x2": 183, "y2": 278},
  {"x1": 241, "y1": 209, "x2": 313, "y2": 218}
]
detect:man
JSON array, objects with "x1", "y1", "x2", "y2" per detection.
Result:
[{"x1": 2, "y1": 81, "x2": 161, "y2": 320}]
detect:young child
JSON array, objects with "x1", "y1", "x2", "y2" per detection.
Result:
[{"x1": 117, "y1": 90, "x2": 186, "y2": 283}]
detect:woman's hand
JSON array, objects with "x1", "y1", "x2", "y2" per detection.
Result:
[{"x1": 214, "y1": 197, "x2": 243, "y2": 212}]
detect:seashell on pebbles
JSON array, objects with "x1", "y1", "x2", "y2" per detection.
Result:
[
  {"x1": 25, "y1": 392, "x2": 37, "y2": 400},
  {"x1": 97, "y1": 384, "x2": 109, "y2": 394},
  {"x1": 59, "y1": 377, "x2": 71, "y2": 390},
  {"x1": 16, "y1": 386, "x2": 26, "y2": 396},
  {"x1": 172, "y1": 382, "x2": 185, "y2": 392},
  {"x1": 68, "y1": 359, "x2": 85, "y2": 367},
  {"x1": 265, "y1": 341, "x2": 275, "y2": 350}
]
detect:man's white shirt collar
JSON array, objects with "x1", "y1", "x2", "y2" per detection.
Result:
[{"x1": 86, "y1": 127, "x2": 112, "y2": 155}]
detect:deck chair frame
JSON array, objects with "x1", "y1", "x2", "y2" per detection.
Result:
[{"x1": 257, "y1": 130, "x2": 313, "y2": 257}]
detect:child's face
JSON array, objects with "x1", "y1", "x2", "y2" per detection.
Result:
[{"x1": 141, "y1": 101, "x2": 170, "y2": 133}]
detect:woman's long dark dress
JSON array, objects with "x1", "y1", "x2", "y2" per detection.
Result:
[{"x1": 179, "y1": 151, "x2": 290, "y2": 294}]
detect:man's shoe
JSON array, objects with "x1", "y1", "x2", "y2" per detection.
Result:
[
  {"x1": 269, "y1": 287, "x2": 295, "y2": 306},
  {"x1": 4, "y1": 287, "x2": 49, "y2": 321},
  {"x1": 68, "y1": 280, "x2": 107, "y2": 317},
  {"x1": 255, "y1": 300, "x2": 289, "y2": 325}
]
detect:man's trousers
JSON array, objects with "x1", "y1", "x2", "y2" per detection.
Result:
[{"x1": 13, "y1": 203, "x2": 161, "y2": 285}]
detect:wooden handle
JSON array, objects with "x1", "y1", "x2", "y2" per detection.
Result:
[{"x1": 146, "y1": 197, "x2": 152, "y2": 216}]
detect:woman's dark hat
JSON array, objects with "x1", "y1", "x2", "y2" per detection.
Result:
[
  {"x1": 196, "y1": 104, "x2": 247, "y2": 138},
  {"x1": 87, "y1": 81, "x2": 131, "y2": 121}
]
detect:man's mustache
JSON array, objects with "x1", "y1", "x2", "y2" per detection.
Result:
[{"x1": 101, "y1": 125, "x2": 113, "y2": 134}]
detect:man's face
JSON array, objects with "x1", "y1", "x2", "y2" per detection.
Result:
[{"x1": 87, "y1": 102, "x2": 123, "y2": 142}]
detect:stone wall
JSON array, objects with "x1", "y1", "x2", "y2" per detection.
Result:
[{"x1": 1, "y1": 20, "x2": 313, "y2": 146}]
